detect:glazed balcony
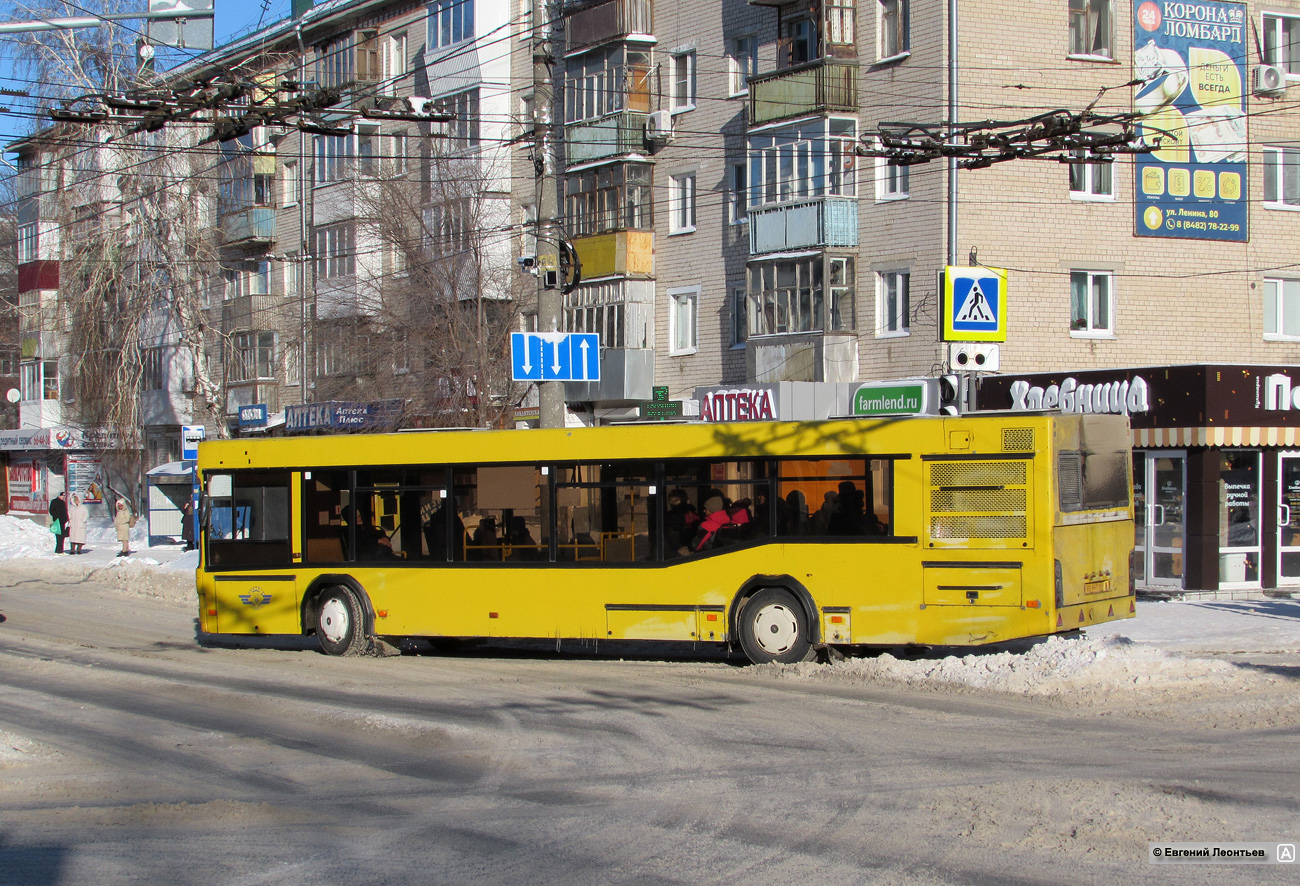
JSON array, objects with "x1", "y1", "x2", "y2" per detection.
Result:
[
  {"x1": 749, "y1": 196, "x2": 857, "y2": 255},
  {"x1": 566, "y1": 0, "x2": 652, "y2": 53},
  {"x1": 748, "y1": 60, "x2": 857, "y2": 127},
  {"x1": 219, "y1": 207, "x2": 276, "y2": 245},
  {"x1": 571, "y1": 230, "x2": 654, "y2": 278},
  {"x1": 565, "y1": 111, "x2": 649, "y2": 164}
]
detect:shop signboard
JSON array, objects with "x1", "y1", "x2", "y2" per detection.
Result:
[
  {"x1": 852, "y1": 381, "x2": 929, "y2": 416},
  {"x1": 979, "y1": 365, "x2": 1300, "y2": 427},
  {"x1": 1133, "y1": 0, "x2": 1248, "y2": 242}
]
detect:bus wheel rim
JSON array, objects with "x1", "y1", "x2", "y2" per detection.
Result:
[
  {"x1": 319, "y1": 597, "x2": 350, "y2": 643},
  {"x1": 752, "y1": 603, "x2": 798, "y2": 655}
]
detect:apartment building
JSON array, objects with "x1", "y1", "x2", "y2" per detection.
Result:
[{"x1": 549, "y1": 0, "x2": 1300, "y2": 592}]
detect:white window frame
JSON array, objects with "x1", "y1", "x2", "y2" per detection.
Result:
[
  {"x1": 1263, "y1": 146, "x2": 1300, "y2": 209},
  {"x1": 728, "y1": 162, "x2": 747, "y2": 224},
  {"x1": 876, "y1": 269, "x2": 910, "y2": 337},
  {"x1": 1262, "y1": 12, "x2": 1300, "y2": 76},
  {"x1": 875, "y1": 150, "x2": 909, "y2": 201},
  {"x1": 16, "y1": 221, "x2": 37, "y2": 263},
  {"x1": 1068, "y1": 150, "x2": 1114, "y2": 200},
  {"x1": 879, "y1": 0, "x2": 909, "y2": 62},
  {"x1": 669, "y1": 172, "x2": 696, "y2": 234},
  {"x1": 1068, "y1": 0, "x2": 1113, "y2": 60},
  {"x1": 671, "y1": 50, "x2": 696, "y2": 113},
  {"x1": 668, "y1": 285, "x2": 700, "y2": 356},
  {"x1": 383, "y1": 31, "x2": 408, "y2": 94},
  {"x1": 727, "y1": 35, "x2": 757, "y2": 96},
  {"x1": 1070, "y1": 270, "x2": 1114, "y2": 337},
  {"x1": 1264, "y1": 278, "x2": 1300, "y2": 341},
  {"x1": 428, "y1": 0, "x2": 474, "y2": 51},
  {"x1": 282, "y1": 160, "x2": 299, "y2": 206}
]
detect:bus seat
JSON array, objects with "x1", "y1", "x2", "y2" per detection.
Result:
[{"x1": 308, "y1": 537, "x2": 345, "y2": 562}]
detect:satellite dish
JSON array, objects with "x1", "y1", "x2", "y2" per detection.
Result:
[{"x1": 5, "y1": 388, "x2": 19, "y2": 403}]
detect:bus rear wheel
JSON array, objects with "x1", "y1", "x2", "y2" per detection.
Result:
[
  {"x1": 737, "y1": 588, "x2": 814, "y2": 665},
  {"x1": 316, "y1": 587, "x2": 367, "y2": 656}
]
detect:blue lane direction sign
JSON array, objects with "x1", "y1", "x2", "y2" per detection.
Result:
[{"x1": 511, "y1": 332, "x2": 601, "y2": 382}]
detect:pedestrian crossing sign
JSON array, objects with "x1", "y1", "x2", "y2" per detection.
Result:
[{"x1": 942, "y1": 266, "x2": 1007, "y2": 342}]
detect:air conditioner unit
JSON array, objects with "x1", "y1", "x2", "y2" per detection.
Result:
[
  {"x1": 646, "y1": 110, "x2": 675, "y2": 143},
  {"x1": 1253, "y1": 64, "x2": 1288, "y2": 96}
]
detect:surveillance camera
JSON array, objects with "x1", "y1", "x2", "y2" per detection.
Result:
[{"x1": 517, "y1": 255, "x2": 536, "y2": 270}]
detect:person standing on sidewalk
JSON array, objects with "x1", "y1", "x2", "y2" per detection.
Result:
[
  {"x1": 48, "y1": 491, "x2": 69, "y2": 554},
  {"x1": 67, "y1": 493, "x2": 89, "y2": 554},
  {"x1": 113, "y1": 499, "x2": 134, "y2": 557}
]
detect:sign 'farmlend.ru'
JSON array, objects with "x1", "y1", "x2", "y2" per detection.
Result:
[{"x1": 852, "y1": 382, "x2": 929, "y2": 417}]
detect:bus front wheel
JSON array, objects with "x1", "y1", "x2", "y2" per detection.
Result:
[
  {"x1": 737, "y1": 588, "x2": 814, "y2": 665},
  {"x1": 316, "y1": 587, "x2": 367, "y2": 656}
]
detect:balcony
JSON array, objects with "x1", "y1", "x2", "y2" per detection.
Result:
[
  {"x1": 566, "y1": 0, "x2": 652, "y2": 53},
  {"x1": 748, "y1": 60, "x2": 857, "y2": 126},
  {"x1": 565, "y1": 347, "x2": 655, "y2": 402},
  {"x1": 565, "y1": 111, "x2": 648, "y2": 163},
  {"x1": 571, "y1": 230, "x2": 654, "y2": 278},
  {"x1": 747, "y1": 333, "x2": 858, "y2": 384},
  {"x1": 220, "y1": 207, "x2": 276, "y2": 245},
  {"x1": 749, "y1": 197, "x2": 857, "y2": 255}
]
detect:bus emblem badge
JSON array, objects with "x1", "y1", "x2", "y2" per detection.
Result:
[{"x1": 239, "y1": 588, "x2": 272, "y2": 609}]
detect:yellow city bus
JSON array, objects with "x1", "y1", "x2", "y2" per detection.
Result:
[{"x1": 195, "y1": 413, "x2": 1135, "y2": 664}]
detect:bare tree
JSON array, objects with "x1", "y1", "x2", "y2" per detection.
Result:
[{"x1": 349, "y1": 134, "x2": 527, "y2": 428}]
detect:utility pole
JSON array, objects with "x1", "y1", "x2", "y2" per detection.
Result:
[{"x1": 532, "y1": 0, "x2": 564, "y2": 429}]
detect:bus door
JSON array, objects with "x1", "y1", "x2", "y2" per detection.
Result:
[{"x1": 205, "y1": 471, "x2": 300, "y2": 634}]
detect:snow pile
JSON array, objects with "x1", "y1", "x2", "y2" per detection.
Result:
[
  {"x1": 772, "y1": 633, "x2": 1256, "y2": 696},
  {"x1": 0, "y1": 514, "x2": 63, "y2": 560}
]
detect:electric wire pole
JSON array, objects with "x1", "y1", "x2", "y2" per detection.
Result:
[{"x1": 532, "y1": 0, "x2": 564, "y2": 429}]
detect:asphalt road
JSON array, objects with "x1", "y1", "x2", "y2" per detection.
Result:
[{"x1": 0, "y1": 565, "x2": 1296, "y2": 885}]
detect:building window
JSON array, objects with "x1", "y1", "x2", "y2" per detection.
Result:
[
  {"x1": 1263, "y1": 146, "x2": 1300, "y2": 208},
  {"x1": 282, "y1": 160, "x2": 298, "y2": 205},
  {"x1": 671, "y1": 50, "x2": 696, "y2": 112},
  {"x1": 42, "y1": 360, "x2": 59, "y2": 400},
  {"x1": 732, "y1": 285, "x2": 747, "y2": 346},
  {"x1": 565, "y1": 45, "x2": 651, "y2": 123},
  {"x1": 728, "y1": 35, "x2": 757, "y2": 95},
  {"x1": 384, "y1": 31, "x2": 408, "y2": 94},
  {"x1": 1263, "y1": 13, "x2": 1300, "y2": 74},
  {"x1": 1265, "y1": 278, "x2": 1300, "y2": 340},
  {"x1": 231, "y1": 332, "x2": 276, "y2": 382},
  {"x1": 436, "y1": 88, "x2": 480, "y2": 149},
  {"x1": 19, "y1": 362, "x2": 37, "y2": 401},
  {"x1": 669, "y1": 286, "x2": 699, "y2": 355},
  {"x1": 1070, "y1": 270, "x2": 1113, "y2": 335},
  {"x1": 783, "y1": 17, "x2": 814, "y2": 67},
  {"x1": 879, "y1": 0, "x2": 907, "y2": 59},
  {"x1": 748, "y1": 256, "x2": 853, "y2": 335},
  {"x1": 284, "y1": 342, "x2": 301, "y2": 385},
  {"x1": 356, "y1": 127, "x2": 379, "y2": 175},
  {"x1": 670, "y1": 173, "x2": 696, "y2": 234},
  {"x1": 728, "y1": 163, "x2": 747, "y2": 224},
  {"x1": 389, "y1": 133, "x2": 408, "y2": 175},
  {"x1": 565, "y1": 162, "x2": 652, "y2": 236},
  {"x1": 426, "y1": 199, "x2": 474, "y2": 256},
  {"x1": 875, "y1": 151, "x2": 909, "y2": 201},
  {"x1": 1069, "y1": 0, "x2": 1112, "y2": 59},
  {"x1": 222, "y1": 261, "x2": 273, "y2": 299},
  {"x1": 314, "y1": 223, "x2": 356, "y2": 279},
  {"x1": 877, "y1": 270, "x2": 909, "y2": 336},
  {"x1": 749, "y1": 118, "x2": 857, "y2": 207},
  {"x1": 142, "y1": 347, "x2": 165, "y2": 391},
  {"x1": 428, "y1": 0, "x2": 474, "y2": 50},
  {"x1": 313, "y1": 134, "x2": 348, "y2": 185},
  {"x1": 1068, "y1": 150, "x2": 1113, "y2": 199},
  {"x1": 16, "y1": 221, "x2": 37, "y2": 263}
]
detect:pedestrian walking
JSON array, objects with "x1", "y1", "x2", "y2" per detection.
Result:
[
  {"x1": 48, "y1": 491, "x2": 69, "y2": 554},
  {"x1": 67, "y1": 493, "x2": 89, "y2": 554}
]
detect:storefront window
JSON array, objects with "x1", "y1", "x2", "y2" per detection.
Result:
[{"x1": 1219, "y1": 451, "x2": 1260, "y2": 585}]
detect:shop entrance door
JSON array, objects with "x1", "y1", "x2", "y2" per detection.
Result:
[
  {"x1": 1278, "y1": 452, "x2": 1300, "y2": 586},
  {"x1": 1134, "y1": 451, "x2": 1185, "y2": 590}
]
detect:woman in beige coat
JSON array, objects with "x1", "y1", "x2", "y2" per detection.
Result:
[
  {"x1": 113, "y1": 499, "x2": 134, "y2": 556},
  {"x1": 67, "y1": 493, "x2": 90, "y2": 554}
]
